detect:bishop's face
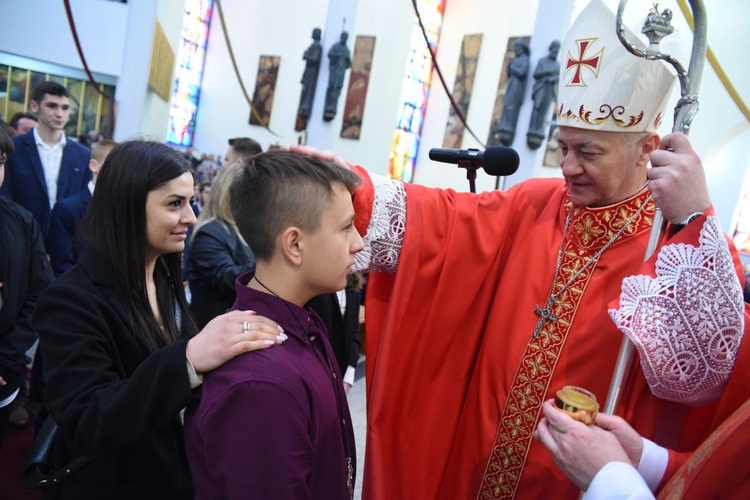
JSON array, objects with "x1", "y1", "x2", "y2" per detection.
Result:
[{"x1": 557, "y1": 126, "x2": 654, "y2": 207}]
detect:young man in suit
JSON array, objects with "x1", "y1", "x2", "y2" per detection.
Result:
[
  {"x1": 0, "y1": 81, "x2": 91, "y2": 237},
  {"x1": 47, "y1": 139, "x2": 117, "y2": 276}
]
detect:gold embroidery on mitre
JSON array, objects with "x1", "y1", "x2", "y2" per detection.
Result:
[
  {"x1": 556, "y1": 103, "x2": 646, "y2": 129},
  {"x1": 477, "y1": 192, "x2": 655, "y2": 499}
]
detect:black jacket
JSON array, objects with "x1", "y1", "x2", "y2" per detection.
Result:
[
  {"x1": 0, "y1": 196, "x2": 53, "y2": 400},
  {"x1": 188, "y1": 220, "x2": 255, "y2": 328},
  {"x1": 31, "y1": 248, "x2": 198, "y2": 499},
  {"x1": 308, "y1": 288, "x2": 361, "y2": 376}
]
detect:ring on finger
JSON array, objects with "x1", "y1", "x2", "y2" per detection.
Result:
[{"x1": 242, "y1": 320, "x2": 250, "y2": 333}]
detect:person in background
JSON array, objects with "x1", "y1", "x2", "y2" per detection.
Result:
[
  {"x1": 8, "y1": 113, "x2": 37, "y2": 136},
  {"x1": 188, "y1": 163, "x2": 255, "y2": 329},
  {"x1": 32, "y1": 140, "x2": 285, "y2": 499},
  {"x1": 0, "y1": 127, "x2": 53, "y2": 447},
  {"x1": 0, "y1": 81, "x2": 91, "y2": 237},
  {"x1": 223, "y1": 136, "x2": 262, "y2": 166},
  {"x1": 308, "y1": 273, "x2": 362, "y2": 395},
  {"x1": 184, "y1": 150, "x2": 362, "y2": 499},
  {"x1": 47, "y1": 139, "x2": 117, "y2": 277}
]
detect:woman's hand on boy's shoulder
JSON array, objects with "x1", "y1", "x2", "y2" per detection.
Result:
[{"x1": 186, "y1": 310, "x2": 287, "y2": 373}]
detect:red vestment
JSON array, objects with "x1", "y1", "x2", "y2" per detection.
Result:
[
  {"x1": 658, "y1": 397, "x2": 750, "y2": 498},
  {"x1": 351, "y1": 169, "x2": 750, "y2": 499}
]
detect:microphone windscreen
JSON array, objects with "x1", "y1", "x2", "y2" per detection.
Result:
[{"x1": 482, "y1": 146, "x2": 519, "y2": 176}]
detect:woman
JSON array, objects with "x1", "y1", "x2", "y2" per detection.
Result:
[
  {"x1": 31, "y1": 141, "x2": 285, "y2": 499},
  {"x1": 188, "y1": 162, "x2": 256, "y2": 328}
]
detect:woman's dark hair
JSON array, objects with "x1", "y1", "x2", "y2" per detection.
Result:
[{"x1": 79, "y1": 140, "x2": 194, "y2": 351}]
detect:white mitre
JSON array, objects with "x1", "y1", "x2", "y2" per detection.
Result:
[{"x1": 556, "y1": 0, "x2": 677, "y2": 133}]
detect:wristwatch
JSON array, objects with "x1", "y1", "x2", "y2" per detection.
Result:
[{"x1": 671, "y1": 211, "x2": 703, "y2": 231}]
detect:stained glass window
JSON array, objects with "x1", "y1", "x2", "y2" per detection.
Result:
[
  {"x1": 166, "y1": 0, "x2": 213, "y2": 147},
  {"x1": 387, "y1": 0, "x2": 447, "y2": 182}
]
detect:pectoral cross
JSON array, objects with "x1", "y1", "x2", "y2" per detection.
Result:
[{"x1": 533, "y1": 297, "x2": 558, "y2": 338}]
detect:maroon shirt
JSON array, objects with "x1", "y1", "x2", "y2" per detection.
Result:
[{"x1": 184, "y1": 271, "x2": 356, "y2": 499}]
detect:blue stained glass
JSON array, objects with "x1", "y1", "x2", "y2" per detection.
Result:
[
  {"x1": 388, "y1": 0, "x2": 447, "y2": 181},
  {"x1": 167, "y1": 0, "x2": 213, "y2": 148}
]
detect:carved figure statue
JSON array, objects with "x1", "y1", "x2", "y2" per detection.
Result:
[
  {"x1": 299, "y1": 28, "x2": 322, "y2": 119},
  {"x1": 323, "y1": 31, "x2": 352, "y2": 122},
  {"x1": 527, "y1": 40, "x2": 561, "y2": 149},
  {"x1": 495, "y1": 39, "x2": 530, "y2": 146}
]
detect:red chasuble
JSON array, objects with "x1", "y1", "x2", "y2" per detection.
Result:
[
  {"x1": 350, "y1": 168, "x2": 750, "y2": 500},
  {"x1": 658, "y1": 397, "x2": 750, "y2": 498}
]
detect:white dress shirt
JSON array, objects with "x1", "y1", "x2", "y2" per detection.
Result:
[{"x1": 33, "y1": 127, "x2": 66, "y2": 207}]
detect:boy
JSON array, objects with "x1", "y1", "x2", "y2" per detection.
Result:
[
  {"x1": 184, "y1": 150, "x2": 362, "y2": 499},
  {"x1": 47, "y1": 139, "x2": 117, "y2": 276}
]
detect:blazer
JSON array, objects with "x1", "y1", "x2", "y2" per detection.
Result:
[
  {"x1": 31, "y1": 248, "x2": 198, "y2": 499},
  {"x1": 188, "y1": 219, "x2": 255, "y2": 329},
  {"x1": 0, "y1": 130, "x2": 91, "y2": 236},
  {"x1": 308, "y1": 288, "x2": 361, "y2": 376},
  {"x1": 0, "y1": 197, "x2": 53, "y2": 401},
  {"x1": 47, "y1": 187, "x2": 91, "y2": 277}
]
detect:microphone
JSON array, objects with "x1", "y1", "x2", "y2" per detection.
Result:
[{"x1": 428, "y1": 147, "x2": 520, "y2": 176}]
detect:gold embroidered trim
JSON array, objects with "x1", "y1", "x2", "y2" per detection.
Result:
[{"x1": 477, "y1": 193, "x2": 655, "y2": 499}]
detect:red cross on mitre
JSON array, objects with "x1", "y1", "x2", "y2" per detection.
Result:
[{"x1": 565, "y1": 38, "x2": 604, "y2": 87}]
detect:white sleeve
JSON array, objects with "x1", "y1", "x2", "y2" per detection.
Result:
[
  {"x1": 636, "y1": 438, "x2": 668, "y2": 492},
  {"x1": 583, "y1": 462, "x2": 654, "y2": 500},
  {"x1": 343, "y1": 365, "x2": 356, "y2": 386}
]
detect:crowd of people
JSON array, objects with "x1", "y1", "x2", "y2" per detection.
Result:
[{"x1": 0, "y1": 1, "x2": 749, "y2": 499}]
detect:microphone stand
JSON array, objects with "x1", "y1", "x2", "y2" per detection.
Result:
[{"x1": 457, "y1": 159, "x2": 482, "y2": 193}]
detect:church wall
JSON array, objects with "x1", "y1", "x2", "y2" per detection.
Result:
[
  {"x1": 0, "y1": 0, "x2": 128, "y2": 78},
  {"x1": 411, "y1": 0, "x2": 541, "y2": 193},
  {"x1": 191, "y1": 0, "x2": 330, "y2": 158},
  {"x1": 138, "y1": 0, "x2": 186, "y2": 143}
]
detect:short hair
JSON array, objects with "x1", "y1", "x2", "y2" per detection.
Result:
[
  {"x1": 79, "y1": 140, "x2": 193, "y2": 351},
  {"x1": 230, "y1": 150, "x2": 361, "y2": 261},
  {"x1": 0, "y1": 124, "x2": 14, "y2": 155},
  {"x1": 228, "y1": 137, "x2": 263, "y2": 161},
  {"x1": 91, "y1": 138, "x2": 117, "y2": 163},
  {"x1": 31, "y1": 81, "x2": 69, "y2": 104},
  {"x1": 198, "y1": 179, "x2": 212, "y2": 193},
  {"x1": 9, "y1": 112, "x2": 37, "y2": 130}
]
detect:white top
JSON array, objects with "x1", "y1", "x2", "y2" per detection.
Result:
[{"x1": 33, "y1": 127, "x2": 66, "y2": 207}]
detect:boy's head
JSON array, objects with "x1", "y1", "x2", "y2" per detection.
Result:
[
  {"x1": 230, "y1": 150, "x2": 363, "y2": 293},
  {"x1": 90, "y1": 139, "x2": 117, "y2": 181},
  {"x1": 225, "y1": 137, "x2": 262, "y2": 166}
]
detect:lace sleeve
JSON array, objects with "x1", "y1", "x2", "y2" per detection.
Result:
[
  {"x1": 608, "y1": 216, "x2": 745, "y2": 404},
  {"x1": 352, "y1": 174, "x2": 407, "y2": 274}
]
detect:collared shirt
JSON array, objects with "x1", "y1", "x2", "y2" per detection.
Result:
[
  {"x1": 33, "y1": 127, "x2": 67, "y2": 207},
  {"x1": 184, "y1": 271, "x2": 356, "y2": 500}
]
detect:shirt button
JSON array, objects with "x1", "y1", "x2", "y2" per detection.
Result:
[
  {"x1": 309, "y1": 335, "x2": 316, "y2": 341},
  {"x1": 333, "y1": 372, "x2": 337, "y2": 380},
  {"x1": 342, "y1": 419, "x2": 346, "y2": 425}
]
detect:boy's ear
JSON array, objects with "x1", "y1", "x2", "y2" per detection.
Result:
[{"x1": 280, "y1": 226, "x2": 303, "y2": 266}]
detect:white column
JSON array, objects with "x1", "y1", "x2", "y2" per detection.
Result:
[{"x1": 113, "y1": 0, "x2": 158, "y2": 141}]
